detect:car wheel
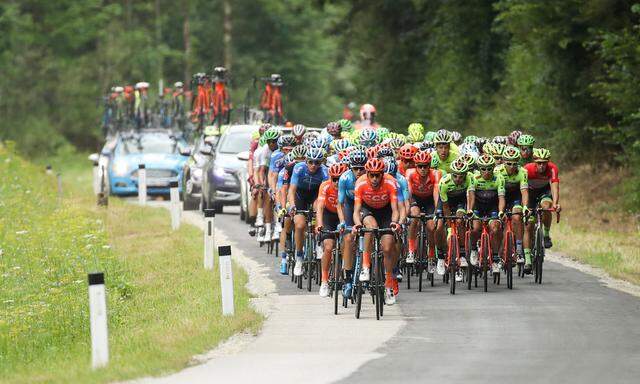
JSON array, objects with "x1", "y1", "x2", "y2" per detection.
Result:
[{"x1": 183, "y1": 193, "x2": 199, "y2": 211}]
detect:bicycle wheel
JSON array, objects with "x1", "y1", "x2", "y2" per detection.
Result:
[
  {"x1": 355, "y1": 283, "x2": 363, "y2": 319},
  {"x1": 333, "y1": 249, "x2": 341, "y2": 315},
  {"x1": 372, "y1": 251, "x2": 380, "y2": 320},
  {"x1": 535, "y1": 225, "x2": 545, "y2": 284},
  {"x1": 449, "y1": 236, "x2": 458, "y2": 295},
  {"x1": 505, "y1": 232, "x2": 514, "y2": 289},
  {"x1": 466, "y1": 231, "x2": 473, "y2": 290},
  {"x1": 481, "y1": 235, "x2": 489, "y2": 292},
  {"x1": 377, "y1": 252, "x2": 385, "y2": 318},
  {"x1": 417, "y1": 229, "x2": 425, "y2": 292}
]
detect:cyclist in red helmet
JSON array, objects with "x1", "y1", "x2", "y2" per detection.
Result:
[
  {"x1": 397, "y1": 144, "x2": 418, "y2": 176},
  {"x1": 354, "y1": 103, "x2": 380, "y2": 131},
  {"x1": 352, "y1": 158, "x2": 401, "y2": 305},
  {"x1": 316, "y1": 163, "x2": 348, "y2": 297},
  {"x1": 405, "y1": 151, "x2": 443, "y2": 274}
]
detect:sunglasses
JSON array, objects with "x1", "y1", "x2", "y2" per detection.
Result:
[
  {"x1": 479, "y1": 167, "x2": 493, "y2": 172},
  {"x1": 416, "y1": 164, "x2": 429, "y2": 169},
  {"x1": 452, "y1": 173, "x2": 466, "y2": 179},
  {"x1": 352, "y1": 167, "x2": 365, "y2": 172},
  {"x1": 368, "y1": 172, "x2": 382, "y2": 178},
  {"x1": 331, "y1": 177, "x2": 340, "y2": 182},
  {"x1": 307, "y1": 160, "x2": 321, "y2": 165},
  {"x1": 505, "y1": 162, "x2": 518, "y2": 167}
]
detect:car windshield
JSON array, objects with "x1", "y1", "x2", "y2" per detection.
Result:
[
  {"x1": 218, "y1": 131, "x2": 251, "y2": 154},
  {"x1": 117, "y1": 135, "x2": 179, "y2": 155}
]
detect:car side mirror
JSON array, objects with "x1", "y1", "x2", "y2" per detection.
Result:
[
  {"x1": 237, "y1": 151, "x2": 250, "y2": 161},
  {"x1": 88, "y1": 153, "x2": 99, "y2": 164},
  {"x1": 179, "y1": 146, "x2": 192, "y2": 156},
  {"x1": 199, "y1": 145, "x2": 213, "y2": 156}
]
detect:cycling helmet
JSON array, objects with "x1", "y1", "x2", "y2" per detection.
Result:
[
  {"x1": 292, "y1": 124, "x2": 306, "y2": 138},
  {"x1": 114, "y1": 86, "x2": 124, "y2": 93},
  {"x1": 263, "y1": 127, "x2": 280, "y2": 142},
  {"x1": 399, "y1": 144, "x2": 418, "y2": 160},
  {"x1": 476, "y1": 154, "x2": 496, "y2": 168},
  {"x1": 259, "y1": 123, "x2": 272, "y2": 135},
  {"x1": 326, "y1": 122, "x2": 341, "y2": 136},
  {"x1": 359, "y1": 128, "x2": 378, "y2": 147},
  {"x1": 277, "y1": 134, "x2": 296, "y2": 149},
  {"x1": 306, "y1": 147, "x2": 325, "y2": 161},
  {"x1": 366, "y1": 146, "x2": 379, "y2": 160},
  {"x1": 451, "y1": 131, "x2": 462, "y2": 144},
  {"x1": 461, "y1": 153, "x2": 476, "y2": 168},
  {"x1": 389, "y1": 137, "x2": 405, "y2": 150},
  {"x1": 413, "y1": 151, "x2": 432, "y2": 165},
  {"x1": 517, "y1": 134, "x2": 535, "y2": 147},
  {"x1": 464, "y1": 135, "x2": 478, "y2": 144},
  {"x1": 433, "y1": 129, "x2": 453, "y2": 144},
  {"x1": 338, "y1": 119, "x2": 353, "y2": 132},
  {"x1": 450, "y1": 158, "x2": 470, "y2": 174},
  {"x1": 285, "y1": 152, "x2": 297, "y2": 166},
  {"x1": 493, "y1": 136, "x2": 507, "y2": 145},
  {"x1": 310, "y1": 137, "x2": 330, "y2": 151},
  {"x1": 407, "y1": 130, "x2": 423, "y2": 143},
  {"x1": 331, "y1": 138, "x2": 351, "y2": 153},
  {"x1": 418, "y1": 141, "x2": 435, "y2": 152},
  {"x1": 383, "y1": 157, "x2": 398, "y2": 175},
  {"x1": 377, "y1": 147, "x2": 394, "y2": 159},
  {"x1": 349, "y1": 149, "x2": 367, "y2": 167},
  {"x1": 174, "y1": 81, "x2": 183, "y2": 88},
  {"x1": 303, "y1": 132, "x2": 319, "y2": 146},
  {"x1": 340, "y1": 155, "x2": 351, "y2": 165},
  {"x1": 291, "y1": 145, "x2": 307, "y2": 159},
  {"x1": 424, "y1": 131, "x2": 436, "y2": 142},
  {"x1": 508, "y1": 130, "x2": 522, "y2": 145},
  {"x1": 329, "y1": 163, "x2": 348, "y2": 178},
  {"x1": 377, "y1": 127, "x2": 390, "y2": 141},
  {"x1": 493, "y1": 143, "x2": 506, "y2": 157},
  {"x1": 407, "y1": 122, "x2": 425, "y2": 138},
  {"x1": 459, "y1": 142, "x2": 479, "y2": 157},
  {"x1": 285, "y1": 121, "x2": 293, "y2": 128},
  {"x1": 364, "y1": 158, "x2": 385, "y2": 173},
  {"x1": 533, "y1": 148, "x2": 551, "y2": 162},
  {"x1": 360, "y1": 104, "x2": 376, "y2": 121},
  {"x1": 502, "y1": 145, "x2": 521, "y2": 161},
  {"x1": 482, "y1": 142, "x2": 494, "y2": 155}
]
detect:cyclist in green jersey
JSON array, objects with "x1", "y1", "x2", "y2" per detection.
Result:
[
  {"x1": 467, "y1": 154, "x2": 506, "y2": 272},
  {"x1": 433, "y1": 130, "x2": 459, "y2": 174},
  {"x1": 517, "y1": 134, "x2": 535, "y2": 165},
  {"x1": 495, "y1": 146, "x2": 530, "y2": 263}
]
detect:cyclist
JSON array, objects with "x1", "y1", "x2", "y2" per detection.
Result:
[
  {"x1": 517, "y1": 134, "x2": 535, "y2": 165},
  {"x1": 495, "y1": 146, "x2": 529, "y2": 264},
  {"x1": 508, "y1": 130, "x2": 522, "y2": 146},
  {"x1": 397, "y1": 144, "x2": 418, "y2": 176},
  {"x1": 384, "y1": 157, "x2": 409, "y2": 295},
  {"x1": 523, "y1": 148, "x2": 561, "y2": 271},
  {"x1": 433, "y1": 129, "x2": 459, "y2": 174},
  {"x1": 316, "y1": 163, "x2": 349, "y2": 297},
  {"x1": 359, "y1": 127, "x2": 378, "y2": 148},
  {"x1": 288, "y1": 148, "x2": 329, "y2": 276},
  {"x1": 405, "y1": 151, "x2": 442, "y2": 274},
  {"x1": 352, "y1": 158, "x2": 401, "y2": 305},
  {"x1": 325, "y1": 122, "x2": 342, "y2": 140},
  {"x1": 338, "y1": 119, "x2": 354, "y2": 136},
  {"x1": 327, "y1": 139, "x2": 351, "y2": 166},
  {"x1": 292, "y1": 124, "x2": 306, "y2": 145},
  {"x1": 467, "y1": 154, "x2": 506, "y2": 273},
  {"x1": 337, "y1": 149, "x2": 368, "y2": 298},
  {"x1": 355, "y1": 104, "x2": 380, "y2": 131},
  {"x1": 451, "y1": 131, "x2": 463, "y2": 145},
  {"x1": 134, "y1": 81, "x2": 150, "y2": 129},
  {"x1": 249, "y1": 124, "x2": 271, "y2": 225},
  {"x1": 172, "y1": 81, "x2": 186, "y2": 129},
  {"x1": 437, "y1": 158, "x2": 474, "y2": 281},
  {"x1": 268, "y1": 135, "x2": 296, "y2": 240},
  {"x1": 254, "y1": 128, "x2": 281, "y2": 242}
]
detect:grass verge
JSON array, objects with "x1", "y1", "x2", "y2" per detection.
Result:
[
  {"x1": 0, "y1": 142, "x2": 262, "y2": 383},
  {"x1": 552, "y1": 164, "x2": 640, "y2": 285}
]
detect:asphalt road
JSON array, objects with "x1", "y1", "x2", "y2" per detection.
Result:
[{"x1": 144, "y1": 202, "x2": 640, "y2": 384}]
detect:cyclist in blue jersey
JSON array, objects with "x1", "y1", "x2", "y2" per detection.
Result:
[
  {"x1": 268, "y1": 135, "x2": 296, "y2": 244},
  {"x1": 288, "y1": 147, "x2": 329, "y2": 276},
  {"x1": 277, "y1": 147, "x2": 306, "y2": 274},
  {"x1": 336, "y1": 148, "x2": 367, "y2": 297}
]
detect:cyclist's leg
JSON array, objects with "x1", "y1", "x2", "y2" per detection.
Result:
[
  {"x1": 407, "y1": 205, "x2": 420, "y2": 259},
  {"x1": 342, "y1": 199, "x2": 355, "y2": 276},
  {"x1": 523, "y1": 190, "x2": 539, "y2": 268},
  {"x1": 540, "y1": 196, "x2": 554, "y2": 247},
  {"x1": 263, "y1": 192, "x2": 274, "y2": 238},
  {"x1": 511, "y1": 197, "x2": 524, "y2": 261}
]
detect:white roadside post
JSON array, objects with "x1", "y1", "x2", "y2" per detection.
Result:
[
  {"x1": 45, "y1": 164, "x2": 53, "y2": 175},
  {"x1": 204, "y1": 209, "x2": 216, "y2": 269},
  {"x1": 138, "y1": 164, "x2": 147, "y2": 206},
  {"x1": 92, "y1": 159, "x2": 100, "y2": 195},
  {"x1": 218, "y1": 245, "x2": 234, "y2": 316},
  {"x1": 88, "y1": 272, "x2": 109, "y2": 369},
  {"x1": 169, "y1": 181, "x2": 181, "y2": 230},
  {"x1": 97, "y1": 165, "x2": 109, "y2": 207}
]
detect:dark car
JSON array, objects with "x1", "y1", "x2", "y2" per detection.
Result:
[
  {"x1": 201, "y1": 125, "x2": 257, "y2": 213},
  {"x1": 180, "y1": 135, "x2": 218, "y2": 210}
]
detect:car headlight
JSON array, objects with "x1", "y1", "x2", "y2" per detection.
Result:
[
  {"x1": 113, "y1": 161, "x2": 129, "y2": 176},
  {"x1": 214, "y1": 166, "x2": 226, "y2": 178},
  {"x1": 191, "y1": 168, "x2": 203, "y2": 181}
]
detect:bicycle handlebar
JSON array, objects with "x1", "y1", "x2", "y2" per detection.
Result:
[{"x1": 357, "y1": 227, "x2": 395, "y2": 235}]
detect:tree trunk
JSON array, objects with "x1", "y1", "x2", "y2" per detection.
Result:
[
  {"x1": 182, "y1": 0, "x2": 191, "y2": 86},
  {"x1": 155, "y1": 0, "x2": 163, "y2": 92},
  {"x1": 223, "y1": 0, "x2": 232, "y2": 71}
]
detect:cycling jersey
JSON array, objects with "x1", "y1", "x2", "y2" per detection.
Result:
[
  {"x1": 496, "y1": 165, "x2": 528, "y2": 192},
  {"x1": 524, "y1": 162, "x2": 559, "y2": 190},
  {"x1": 468, "y1": 172, "x2": 505, "y2": 204},
  {"x1": 393, "y1": 172, "x2": 410, "y2": 203},
  {"x1": 338, "y1": 170, "x2": 358, "y2": 204},
  {"x1": 254, "y1": 144, "x2": 272, "y2": 170},
  {"x1": 276, "y1": 167, "x2": 287, "y2": 190},
  {"x1": 290, "y1": 162, "x2": 329, "y2": 193},
  {"x1": 248, "y1": 138, "x2": 259, "y2": 161},
  {"x1": 397, "y1": 161, "x2": 413, "y2": 177},
  {"x1": 438, "y1": 172, "x2": 473, "y2": 203},
  {"x1": 405, "y1": 168, "x2": 441, "y2": 199},
  {"x1": 326, "y1": 154, "x2": 340, "y2": 166},
  {"x1": 269, "y1": 149, "x2": 286, "y2": 174},
  {"x1": 318, "y1": 180, "x2": 339, "y2": 213},
  {"x1": 354, "y1": 174, "x2": 398, "y2": 209},
  {"x1": 434, "y1": 150, "x2": 457, "y2": 174}
]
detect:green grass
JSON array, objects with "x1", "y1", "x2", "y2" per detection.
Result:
[{"x1": 0, "y1": 142, "x2": 262, "y2": 383}]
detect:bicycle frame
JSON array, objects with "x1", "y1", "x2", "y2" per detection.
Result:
[
  {"x1": 440, "y1": 215, "x2": 468, "y2": 294},
  {"x1": 356, "y1": 227, "x2": 394, "y2": 320},
  {"x1": 407, "y1": 213, "x2": 433, "y2": 291},
  {"x1": 528, "y1": 207, "x2": 559, "y2": 284}
]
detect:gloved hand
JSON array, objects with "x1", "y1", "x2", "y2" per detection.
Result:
[
  {"x1": 498, "y1": 211, "x2": 505, "y2": 220},
  {"x1": 522, "y1": 206, "x2": 530, "y2": 217},
  {"x1": 337, "y1": 222, "x2": 346, "y2": 232},
  {"x1": 352, "y1": 224, "x2": 362, "y2": 234},
  {"x1": 390, "y1": 221, "x2": 401, "y2": 233},
  {"x1": 315, "y1": 225, "x2": 323, "y2": 234}
]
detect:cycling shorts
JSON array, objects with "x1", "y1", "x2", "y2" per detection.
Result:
[
  {"x1": 343, "y1": 198, "x2": 355, "y2": 227},
  {"x1": 505, "y1": 189, "x2": 523, "y2": 210},
  {"x1": 473, "y1": 201, "x2": 499, "y2": 220},
  {"x1": 360, "y1": 203, "x2": 392, "y2": 229},
  {"x1": 295, "y1": 189, "x2": 318, "y2": 212},
  {"x1": 411, "y1": 195, "x2": 436, "y2": 215},
  {"x1": 437, "y1": 195, "x2": 467, "y2": 215},
  {"x1": 320, "y1": 210, "x2": 340, "y2": 242},
  {"x1": 527, "y1": 185, "x2": 552, "y2": 210}
]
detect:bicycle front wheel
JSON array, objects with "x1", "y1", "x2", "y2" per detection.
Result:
[{"x1": 535, "y1": 226, "x2": 545, "y2": 284}]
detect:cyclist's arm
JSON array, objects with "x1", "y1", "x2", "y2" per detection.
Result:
[
  {"x1": 467, "y1": 191, "x2": 475, "y2": 212},
  {"x1": 521, "y1": 189, "x2": 529, "y2": 209},
  {"x1": 497, "y1": 174, "x2": 506, "y2": 213},
  {"x1": 336, "y1": 202, "x2": 345, "y2": 224},
  {"x1": 316, "y1": 199, "x2": 325, "y2": 229},
  {"x1": 551, "y1": 181, "x2": 560, "y2": 211},
  {"x1": 498, "y1": 195, "x2": 506, "y2": 214},
  {"x1": 353, "y1": 200, "x2": 362, "y2": 227},
  {"x1": 268, "y1": 170, "x2": 278, "y2": 192}
]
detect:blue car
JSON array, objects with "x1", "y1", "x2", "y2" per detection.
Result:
[{"x1": 108, "y1": 130, "x2": 189, "y2": 196}]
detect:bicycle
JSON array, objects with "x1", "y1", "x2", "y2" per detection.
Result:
[
  {"x1": 407, "y1": 212, "x2": 435, "y2": 291},
  {"x1": 526, "y1": 207, "x2": 560, "y2": 284},
  {"x1": 320, "y1": 229, "x2": 344, "y2": 315},
  {"x1": 294, "y1": 209, "x2": 319, "y2": 292},
  {"x1": 440, "y1": 215, "x2": 470, "y2": 295},
  {"x1": 260, "y1": 74, "x2": 285, "y2": 125},
  {"x1": 355, "y1": 227, "x2": 395, "y2": 321},
  {"x1": 470, "y1": 216, "x2": 494, "y2": 292},
  {"x1": 499, "y1": 211, "x2": 522, "y2": 289}
]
